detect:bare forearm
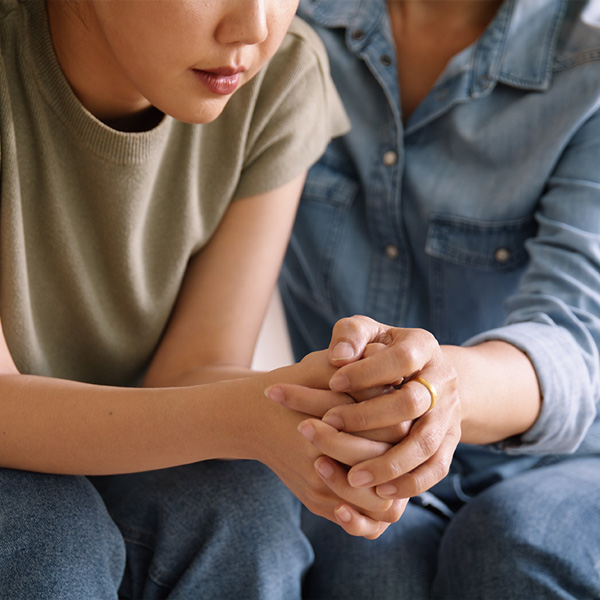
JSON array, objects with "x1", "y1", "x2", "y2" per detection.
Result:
[
  {"x1": 0, "y1": 373, "x2": 271, "y2": 475},
  {"x1": 443, "y1": 341, "x2": 542, "y2": 445},
  {"x1": 0, "y1": 355, "x2": 334, "y2": 476}
]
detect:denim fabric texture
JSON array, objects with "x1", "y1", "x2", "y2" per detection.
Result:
[
  {"x1": 302, "y1": 457, "x2": 600, "y2": 600},
  {"x1": 282, "y1": 0, "x2": 600, "y2": 463},
  {"x1": 281, "y1": 1, "x2": 600, "y2": 596},
  {"x1": 0, "y1": 462, "x2": 313, "y2": 599}
]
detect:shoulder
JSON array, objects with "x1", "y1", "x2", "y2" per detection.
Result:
[
  {"x1": 269, "y1": 16, "x2": 331, "y2": 81},
  {"x1": 243, "y1": 15, "x2": 342, "y2": 124},
  {"x1": 216, "y1": 18, "x2": 349, "y2": 199}
]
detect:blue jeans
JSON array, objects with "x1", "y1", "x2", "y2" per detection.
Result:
[
  {"x1": 3, "y1": 457, "x2": 599, "y2": 599},
  {"x1": 302, "y1": 456, "x2": 600, "y2": 599},
  {"x1": 0, "y1": 460, "x2": 312, "y2": 599}
]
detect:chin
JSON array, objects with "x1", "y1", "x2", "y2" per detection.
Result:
[{"x1": 166, "y1": 99, "x2": 230, "y2": 125}]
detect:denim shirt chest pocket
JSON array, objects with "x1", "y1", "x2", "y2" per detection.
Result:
[
  {"x1": 286, "y1": 157, "x2": 369, "y2": 316},
  {"x1": 424, "y1": 214, "x2": 538, "y2": 344}
]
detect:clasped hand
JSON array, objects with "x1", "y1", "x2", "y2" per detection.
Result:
[{"x1": 267, "y1": 316, "x2": 461, "y2": 539}]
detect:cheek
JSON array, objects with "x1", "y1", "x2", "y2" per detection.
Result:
[
  {"x1": 94, "y1": 3, "x2": 184, "y2": 69},
  {"x1": 267, "y1": 0, "x2": 299, "y2": 39},
  {"x1": 260, "y1": 7, "x2": 298, "y2": 63}
]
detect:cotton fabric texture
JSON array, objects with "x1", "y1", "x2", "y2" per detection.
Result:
[
  {"x1": 0, "y1": 1, "x2": 350, "y2": 597},
  {"x1": 0, "y1": 0, "x2": 349, "y2": 387}
]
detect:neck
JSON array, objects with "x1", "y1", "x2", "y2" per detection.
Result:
[
  {"x1": 387, "y1": 0, "x2": 503, "y2": 30},
  {"x1": 46, "y1": 0, "x2": 154, "y2": 130}
]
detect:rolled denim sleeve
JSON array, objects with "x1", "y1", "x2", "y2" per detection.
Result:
[
  {"x1": 465, "y1": 322, "x2": 597, "y2": 454},
  {"x1": 465, "y1": 108, "x2": 600, "y2": 455}
]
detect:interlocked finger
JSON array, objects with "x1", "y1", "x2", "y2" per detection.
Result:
[
  {"x1": 313, "y1": 456, "x2": 394, "y2": 515},
  {"x1": 323, "y1": 377, "x2": 437, "y2": 434},
  {"x1": 345, "y1": 411, "x2": 451, "y2": 489},
  {"x1": 298, "y1": 418, "x2": 392, "y2": 466},
  {"x1": 266, "y1": 383, "x2": 354, "y2": 417},
  {"x1": 375, "y1": 428, "x2": 461, "y2": 500}
]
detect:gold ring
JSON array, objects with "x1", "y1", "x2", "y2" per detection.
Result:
[{"x1": 413, "y1": 376, "x2": 437, "y2": 413}]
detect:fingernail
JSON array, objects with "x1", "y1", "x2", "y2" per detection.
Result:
[
  {"x1": 298, "y1": 422, "x2": 316, "y2": 442},
  {"x1": 349, "y1": 470, "x2": 374, "y2": 487},
  {"x1": 265, "y1": 385, "x2": 284, "y2": 403},
  {"x1": 329, "y1": 372, "x2": 350, "y2": 392},
  {"x1": 334, "y1": 505, "x2": 352, "y2": 523},
  {"x1": 322, "y1": 413, "x2": 343, "y2": 430},
  {"x1": 377, "y1": 484, "x2": 398, "y2": 498},
  {"x1": 331, "y1": 342, "x2": 355, "y2": 361},
  {"x1": 315, "y1": 458, "x2": 334, "y2": 479}
]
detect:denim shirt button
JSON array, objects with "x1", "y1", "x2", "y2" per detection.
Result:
[
  {"x1": 380, "y1": 54, "x2": 393, "y2": 67},
  {"x1": 351, "y1": 29, "x2": 365, "y2": 41},
  {"x1": 494, "y1": 247, "x2": 512, "y2": 263},
  {"x1": 477, "y1": 75, "x2": 491, "y2": 89},
  {"x1": 385, "y1": 244, "x2": 400, "y2": 260},
  {"x1": 382, "y1": 150, "x2": 398, "y2": 166}
]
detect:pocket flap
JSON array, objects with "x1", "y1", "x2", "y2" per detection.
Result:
[{"x1": 425, "y1": 214, "x2": 537, "y2": 271}]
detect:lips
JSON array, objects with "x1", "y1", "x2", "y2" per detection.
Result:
[{"x1": 192, "y1": 67, "x2": 245, "y2": 96}]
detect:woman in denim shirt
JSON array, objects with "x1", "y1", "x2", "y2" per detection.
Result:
[{"x1": 272, "y1": 0, "x2": 600, "y2": 597}]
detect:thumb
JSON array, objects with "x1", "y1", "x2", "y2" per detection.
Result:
[{"x1": 328, "y1": 316, "x2": 387, "y2": 366}]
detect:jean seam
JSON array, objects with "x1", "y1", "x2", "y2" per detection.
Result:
[{"x1": 120, "y1": 530, "x2": 176, "y2": 591}]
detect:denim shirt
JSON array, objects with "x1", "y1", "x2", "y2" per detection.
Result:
[{"x1": 281, "y1": 0, "x2": 600, "y2": 461}]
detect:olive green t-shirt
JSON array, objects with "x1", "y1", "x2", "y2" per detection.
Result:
[{"x1": 0, "y1": 0, "x2": 349, "y2": 385}]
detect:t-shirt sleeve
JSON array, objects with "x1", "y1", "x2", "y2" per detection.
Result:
[{"x1": 233, "y1": 16, "x2": 350, "y2": 200}]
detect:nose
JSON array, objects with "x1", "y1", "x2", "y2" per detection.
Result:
[{"x1": 217, "y1": 0, "x2": 268, "y2": 46}]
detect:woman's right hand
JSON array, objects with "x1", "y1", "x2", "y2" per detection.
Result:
[{"x1": 256, "y1": 350, "x2": 408, "y2": 539}]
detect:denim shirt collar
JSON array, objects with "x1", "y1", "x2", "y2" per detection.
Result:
[{"x1": 300, "y1": 0, "x2": 566, "y2": 93}]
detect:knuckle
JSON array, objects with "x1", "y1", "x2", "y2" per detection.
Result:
[
  {"x1": 388, "y1": 501, "x2": 406, "y2": 523},
  {"x1": 408, "y1": 459, "x2": 450, "y2": 496},
  {"x1": 429, "y1": 455, "x2": 451, "y2": 483},
  {"x1": 407, "y1": 472, "x2": 428, "y2": 496},
  {"x1": 335, "y1": 316, "x2": 353, "y2": 327},
  {"x1": 335, "y1": 315, "x2": 371, "y2": 336},
  {"x1": 437, "y1": 459, "x2": 451, "y2": 481},
  {"x1": 412, "y1": 328, "x2": 438, "y2": 352},
  {"x1": 399, "y1": 344, "x2": 421, "y2": 370},
  {"x1": 377, "y1": 328, "x2": 394, "y2": 345},
  {"x1": 403, "y1": 469, "x2": 432, "y2": 497},
  {"x1": 382, "y1": 458, "x2": 404, "y2": 482},
  {"x1": 415, "y1": 428, "x2": 440, "y2": 457},
  {"x1": 390, "y1": 421, "x2": 411, "y2": 440},
  {"x1": 344, "y1": 404, "x2": 370, "y2": 431},
  {"x1": 403, "y1": 387, "x2": 422, "y2": 415}
]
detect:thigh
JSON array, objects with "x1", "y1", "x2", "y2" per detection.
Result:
[
  {"x1": 434, "y1": 456, "x2": 600, "y2": 600},
  {"x1": 0, "y1": 469, "x2": 125, "y2": 600},
  {"x1": 92, "y1": 460, "x2": 312, "y2": 600},
  {"x1": 302, "y1": 500, "x2": 447, "y2": 600}
]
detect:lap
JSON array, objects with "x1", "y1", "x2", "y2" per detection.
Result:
[
  {"x1": 0, "y1": 469, "x2": 125, "y2": 599},
  {"x1": 302, "y1": 500, "x2": 447, "y2": 600},
  {"x1": 304, "y1": 456, "x2": 600, "y2": 600},
  {"x1": 92, "y1": 460, "x2": 311, "y2": 600},
  {"x1": 435, "y1": 456, "x2": 600, "y2": 599}
]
